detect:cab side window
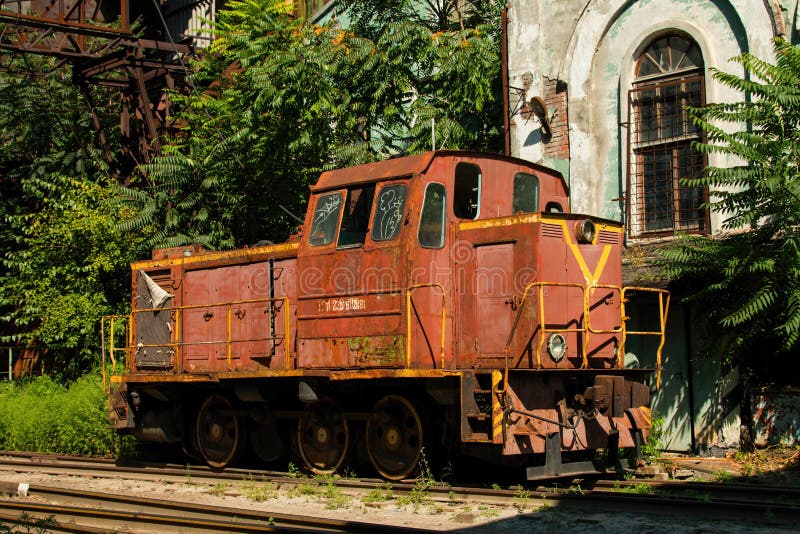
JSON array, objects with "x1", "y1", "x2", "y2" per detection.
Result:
[
  {"x1": 372, "y1": 184, "x2": 407, "y2": 242},
  {"x1": 453, "y1": 163, "x2": 480, "y2": 219},
  {"x1": 338, "y1": 185, "x2": 375, "y2": 247},
  {"x1": 309, "y1": 192, "x2": 343, "y2": 246},
  {"x1": 418, "y1": 183, "x2": 446, "y2": 249},
  {"x1": 513, "y1": 173, "x2": 539, "y2": 214}
]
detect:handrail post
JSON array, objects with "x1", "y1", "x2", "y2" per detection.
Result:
[
  {"x1": 440, "y1": 290, "x2": 446, "y2": 369},
  {"x1": 581, "y1": 285, "x2": 589, "y2": 369},
  {"x1": 405, "y1": 290, "x2": 412, "y2": 368},
  {"x1": 227, "y1": 307, "x2": 233, "y2": 370},
  {"x1": 101, "y1": 317, "x2": 107, "y2": 391},
  {"x1": 283, "y1": 297, "x2": 292, "y2": 369},
  {"x1": 174, "y1": 308, "x2": 181, "y2": 373}
]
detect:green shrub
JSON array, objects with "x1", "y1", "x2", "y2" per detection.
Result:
[
  {"x1": 642, "y1": 410, "x2": 665, "y2": 461},
  {"x1": 0, "y1": 372, "x2": 128, "y2": 456}
]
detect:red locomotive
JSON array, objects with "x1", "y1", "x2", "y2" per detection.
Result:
[{"x1": 104, "y1": 151, "x2": 669, "y2": 480}]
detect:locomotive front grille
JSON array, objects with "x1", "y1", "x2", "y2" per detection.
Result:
[
  {"x1": 541, "y1": 223, "x2": 563, "y2": 238},
  {"x1": 598, "y1": 230, "x2": 619, "y2": 244}
]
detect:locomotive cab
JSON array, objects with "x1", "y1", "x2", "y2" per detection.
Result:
[{"x1": 106, "y1": 151, "x2": 668, "y2": 480}]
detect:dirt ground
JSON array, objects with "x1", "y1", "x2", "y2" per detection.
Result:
[{"x1": 0, "y1": 448, "x2": 798, "y2": 533}]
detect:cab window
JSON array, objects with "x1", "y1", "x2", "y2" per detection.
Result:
[
  {"x1": 513, "y1": 173, "x2": 539, "y2": 214},
  {"x1": 309, "y1": 192, "x2": 342, "y2": 246},
  {"x1": 453, "y1": 163, "x2": 480, "y2": 219},
  {"x1": 338, "y1": 185, "x2": 375, "y2": 247},
  {"x1": 418, "y1": 183, "x2": 446, "y2": 249},
  {"x1": 372, "y1": 184, "x2": 407, "y2": 242}
]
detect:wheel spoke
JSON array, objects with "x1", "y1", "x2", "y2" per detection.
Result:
[
  {"x1": 297, "y1": 399, "x2": 349, "y2": 474},
  {"x1": 196, "y1": 394, "x2": 246, "y2": 469},
  {"x1": 366, "y1": 395, "x2": 424, "y2": 480}
]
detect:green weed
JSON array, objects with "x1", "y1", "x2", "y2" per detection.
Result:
[
  {"x1": 713, "y1": 469, "x2": 735, "y2": 483},
  {"x1": 512, "y1": 485, "x2": 530, "y2": 513},
  {"x1": 612, "y1": 481, "x2": 653, "y2": 494},
  {"x1": 323, "y1": 481, "x2": 351, "y2": 509},
  {"x1": 641, "y1": 410, "x2": 666, "y2": 461},
  {"x1": 242, "y1": 476, "x2": 276, "y2": 502},
  {"x1": 210, "y1": 482, "x2": 229, "y2": 497},
  {"x1": 0, "y1": 512, "x2": 57, "y2": 534},
  {"x1": 361, "y1": 482, "x2": 393, "y2": 503}
]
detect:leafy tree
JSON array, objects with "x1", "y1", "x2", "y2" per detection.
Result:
[
  {"x1": 0, "y1": 59, "x2": 147, "y2": 377},
  {"x1": 661, "y1": 38, "x2": 800, "y2": 362},
  {"x1": 126, "y1": 0, "x2": 505, "y2": 249}
]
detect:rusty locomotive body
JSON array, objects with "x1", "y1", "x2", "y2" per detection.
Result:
[{"x1": 106, "y1": 151, "x2": 668, "y2": 480}]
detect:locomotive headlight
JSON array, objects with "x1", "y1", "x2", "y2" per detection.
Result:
[
  {"x1": 547, "y1": 333, "x2": 567, "y2": 362},
  {"x1": 574, "y1": 219, "x2": 596, "y2": 244}
]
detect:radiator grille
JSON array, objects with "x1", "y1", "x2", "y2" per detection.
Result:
[
  {"x1": 598, "y1": 230, "x2": 619, "y2": 245},
  {"x1": 541, "y1": 223, "x2": 563, "y2": 238}
]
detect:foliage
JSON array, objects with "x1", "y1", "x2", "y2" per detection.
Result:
[
  {"x1": 642, "y1": 410, "x2": 665, "y2": 461},
  {"x1": 0, "y1": 373, "x2": 131, "y2": 456},
  {"x1": 0, "y1": 512, "x2": 57, "y2": 534},
  {"x1": 124, "y1": 0, "x2": 505, "y2": 249},
  {"x1": 660, "y1": 38, "x2": 800, "y2": 357},
  {"x1": 0, "y1": 59, "x2": 147, "y2": 376}
]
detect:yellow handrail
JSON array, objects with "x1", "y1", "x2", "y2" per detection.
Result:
[
  {"x1": 620, "y1": 287, "x2": 670, "y2": 388},
  {"x1": 100, "y1": 315, "x2": 129, "y2": 392},
  {"x1": 500, "y1": 281, "x2": 671, "y2": 393},
  {"x1": 500, "y1": 281, "x2": 587, "y2": 394},
  {"x1": 585, "y1": 284, "x2": 624, "y2": 335},
  {"x1": 405, "y1": 283, "x2": 446, "y2": 369},
  {"x1": 104, "y1": 296, "x2": 293, "y2": 375}
]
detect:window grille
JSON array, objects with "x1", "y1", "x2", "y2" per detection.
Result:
[{"x1": 627, "y1": 36, "x2": 710, "y2": 238}]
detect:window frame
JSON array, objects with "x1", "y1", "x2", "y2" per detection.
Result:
[
  {"x1": 336, "y1": 184, "x2": 376, "y2": 248},
  {"x1": 418, "y1": 182, "x2": 447, "y2": 249},
  {"x1": 308, "y1": 192, "x2": 344, "y2": 247},
  {"x1": 371, "y1": 183, "x2": 408, "y2": 243},
  {"x1": 627, "y1": 35, "x2": 710, "y2": 238},
  {"x1": 453, "y1": 162, "x2": 481, "y2": 220},
  {"x1": 512, "y1": 172, "x2": 540, "y2": 214}
]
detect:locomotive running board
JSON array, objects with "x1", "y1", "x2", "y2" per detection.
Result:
[{"x1": 526, "y1": 431, "x2": 635, "y2": 480}]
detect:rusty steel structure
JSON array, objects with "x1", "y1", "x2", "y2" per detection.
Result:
[
  {"x1": 104, "y1": 151, "x2": 670, "y2": 480},
  {"x1": 0, "y1": 0, "x2": 194, "y2": 169}
]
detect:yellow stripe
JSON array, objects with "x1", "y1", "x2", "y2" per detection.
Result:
[
  {"x1": 545, "y1": 218, "x2": 612, "y2": 285},
  {"x1": 459, "y1": 213, "x2": 540, "y2": 231},
  {"x1": 491, "y1": 370, "x2": 503, "y2": 443},
  {"x1": 131, "y1": 242, "x2": 300, "y2": 270}
]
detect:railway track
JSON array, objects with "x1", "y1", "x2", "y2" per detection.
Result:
[
  {"x1": 0, "y1": 484, "x2": 430, "y2": 533},
  {"x1": 1, "y1": 451, "x2": 799, "y2": 529}
]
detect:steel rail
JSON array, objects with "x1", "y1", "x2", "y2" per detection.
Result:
[
  {"x1": 0, "y1": 485, "x2": 432, "y2": 533},
  {"x1": 2, "y1": 452, "x2": 799, "y2": 525}
]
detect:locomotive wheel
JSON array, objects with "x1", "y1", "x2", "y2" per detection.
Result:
[
  {"x1": 366, "y1": 395, "x2": 424, "y2": 480},
  {"x1": 196, "y1": 394, "x2": 246, "y2": 469},
  {"x1": 297, "y1": 399, "x2": 349, "y2": 474}
]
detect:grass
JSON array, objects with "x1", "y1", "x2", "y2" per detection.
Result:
[
  {"x1": 322, "y1": 481, "x2": 351, "y2": 509},
  {"x1": 512, "y1": 485, "x2": 530, "y2": 513},
  {"x1": 241, "y1": 475, "x2": 277, "y2": 502},
  {"x1": 395, "y1": 450, "x2": 437, "y2": 512},
  {"x1": 361, "y1": 483, "x2": 394, "y2": 503},
  {"x1": 210, "y1": 482, "x2": 230, "y2": 497},
  {"x1": 0, "y1": 372, "x2": 133, "y2": 457},
  {"x1": 612, "y1": 481, "x2": 654, "y2": 494}
]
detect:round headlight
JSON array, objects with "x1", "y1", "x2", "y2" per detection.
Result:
[
  {"x1": 574, "y1": 219, "x2": 596, "y2": 244},
  {"x1": 547, "y1": 333, "x2": 567, "y2": 362}
]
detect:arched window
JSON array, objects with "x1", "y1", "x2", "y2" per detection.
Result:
[{"x1": 627, "y1": 35, "x2": 709, "y2": 237}]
